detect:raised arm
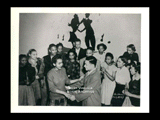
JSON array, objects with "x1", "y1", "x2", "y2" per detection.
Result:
[{"x1": 102, "y1": 68, "x2": 116, "y2": 81}]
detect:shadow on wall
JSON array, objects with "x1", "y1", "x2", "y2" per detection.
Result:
[{"x1": 19, "y1": 13, "x2": 141, "y2": 61}]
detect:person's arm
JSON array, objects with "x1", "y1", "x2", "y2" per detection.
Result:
[
  {"x1": 74, "y1": 73, "x2": 101, "y2": 102},
  {"x1": 78, "y1": 27, "x2": 86, "y2": 33},
  {"x1": 37, "y1": 58, "x2": 44, "y2": 79},
  {"x1": 123, "y1": 89, "x2": 140, "y2": 99},
  {"x1": 133, "y1": 53, "x2": 139, "y2": 63},
  {"x1": 102, "y1": 68, "x2": 116, "y2": 81},
  {"x1": 63, "y1": 68, "x2": 81, "y2": 85},
  {"x1": 78, "y1": 18, "x2": 84, "y2": 26},
  {"x1": 80, "y1": 59, "x2": 85, "y2": 77}
]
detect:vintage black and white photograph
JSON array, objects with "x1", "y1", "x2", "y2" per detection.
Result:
[{"x1": 11, "y1": 7, "x2": 149, "y2": 113}]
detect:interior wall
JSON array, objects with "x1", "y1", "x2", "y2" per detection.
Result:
[{"x1": 19, "y1": 13, "x2": 141, "y2": 61}]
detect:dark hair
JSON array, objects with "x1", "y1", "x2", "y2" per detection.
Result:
[
  {"x1": 85, "y1": 13, "x2": 90, "y2": 18},
  {"x1": 118, "y1": 56, "x2": 128, "y2": 66},
  {"x1": 97, "y1": 43, "x2": 107, "y2": 51},
  {"x1": 67, "y1": 49, "x2": 77, "y2": 60},
  {"x1": 19, "y1": 54, "x2": 27, "y2": 61},
  {"x1": 86, "y1": 56, "x2": 97, "y2": 67},
  {"x1": 52, "y1": 54, "x2": 63, "y2": 64},
  {"x1": 131, "y1": 62, "x2": 141, "y2": 74},
  {"x1": 27, "y1": 49, "x2": 36, "y2": 58},
  {"x1": 127, "y1": 44, "x2": 136, "y2": 51},
  {"x1": 56, "y1": 42, "x2": 63, "y2": 48},
  {"x1": 86, "y1": 47, "x2": 94, "y2": 52},
  {"x1": 74, "y1": 14, "x2": 78, "y2": 18},
  {"x1": 75, "y1": 38, "x2": 81, "y2": 43},
  {"x1": 105, "y1": 52, "x2": 114, "y2": 60},
  {"x1": 48, "y1": 43, "x2": 57, "y2": 55}
]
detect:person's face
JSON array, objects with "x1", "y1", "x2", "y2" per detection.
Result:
[
  {"x1": 75, "y1": 41, "x2": 81, "y2": 49},
  {"x1": 117, "y1": 58, "x2": 125, "y2": 68},
  {"x1": 29, "y1": 51, "x2": 37, "y2": 60},
  {"x1": 57, "y1": 46, "x2": 63, "y2": 53},
  {"x1": 130, "y1": 65, "x2": 136, "y2": 75},
  {"x1": 86, "y1": 49, "x2": 93, "y2": 57},
  {"x1": 105, "y1": 56, "x2": 112, "y2": 64},
  {"x1": 54, "y1": 59, "x2": 63, "y2": 70},
  {"x1": 127, "y1": 47, "x2": 134, "y2": 54},
  {"x1": 49, "y1": 46, "x2": 57, "y2": 55},
  {"x1": 20, "y1": 57, "x2": 27, "y2": 66},
  {"x1": 84, "y1": 60, "x2": 94, "y2": 71},
  {"x1": 69, "y1": 52, "x2": 75, "y2": 60},
  {"x1": 99, "y1": 46, "x2": 105, "y2": 53}
]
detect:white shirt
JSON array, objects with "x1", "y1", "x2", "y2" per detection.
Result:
[
  {"x1": 75, "y1": 48, "x2": 80, "y2": 57},
  {"x1": 94, "y1": 51, "x2": 106, "y2": 63},
  {"x1": 115, "y1": 66, "x2": 130, "y2": 85}
]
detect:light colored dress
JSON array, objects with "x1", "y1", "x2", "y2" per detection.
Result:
[{"x1": 101, "y1": 62, "x2": 117, "y2": 105}]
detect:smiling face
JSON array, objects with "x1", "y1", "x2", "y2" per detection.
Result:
[
  {"x1": 75, "y1": 41, "x2": 81, "y2": 49},
  {"x1": 98, "y1": 46, "x2": 105, "y2": 54},
  {"x1": 117, "y1": 58, "x2": 125, "y2": 68},
  {"x1": 29, "y1": 51, "x2": 37, "y2": 60},
  {"x1": 57, "y1": 46, "x2": 63, "y2": 53},
  {"x1": 69, "y1": 52, "x2": 75, "y2": 60},
  {"x1": 105, "y1": 56, "x2": 112, "y2": 65},
  {"x1": 49, "y1": 46, "x2": 57, "y2": 56},
  {"x1": 127, "y1": 47, "x2": 134, "y2": 54},
  {"x1": 20, "y1": 57, "x2": 27, "y2": 67},
  {"x1": 86, "y1": 49, "x2": 93, "y2": 57},
  {"x1": 84, "y1": 60, "x2": 94, "y2": 71},
  {"x1": 54, "y1": 59, "x2": 63, "y2": 70}
]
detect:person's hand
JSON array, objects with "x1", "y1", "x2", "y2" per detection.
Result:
[
  {"x1": 69, "y1": 95, "x2": 76, "y2": 101},
  {"x1": 123, "y1": 89, "x2": 131, "y2": 96},
  {"x1": 101, "y1": 67, "x2": 106, "y2": 72},
  {"x1": 35, "y1": 75, "x2": 39, "y2": 80},
  {"x1": 65, "y1": 86, "x2": 71, "y2": 90},
  {"x1": 79, "y1": 75, "x2": 84, "y2": 81},
  {"x1": 128, "y1": 59, "x2": 131, "y2": 64},
  {"x1": 64, "y1": 93, "x2": 72, "y2": 99}
]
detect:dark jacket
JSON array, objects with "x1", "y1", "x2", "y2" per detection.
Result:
[
  {"x1": 43, "y1": 55, "x2": 54, "y2": 77},
  {"x1": 123, "y1": 52, "x2": 139, "y2": 63},
  {"x1": 71, "y1": 68, "x2": 101, "y2": 106},
  {"x1": 19, "y1": 64, "x2": 36, "y2": 85},
  {"x1": 71, "y1": 48, "x2": 86, "y2": 60}
]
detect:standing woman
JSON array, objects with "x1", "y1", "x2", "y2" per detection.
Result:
[
  {"x1": 101, "y1": 53, "x2": 117, "y2": 106},
  {"x1": 64, "y1": 49, "x2": 80, "y2": 80},
  {"x1": 78, "y1": 13, "x2": 96, "y2": 50},
  {"x1": 123, "y1": 62, "x2": 140, "y2": 106},
  {"x1": 111, "y1": 56, "x2": 131, "y2": 106},
  {"x1": 68, "y1": 14, "x2": 79, "y2": 48},
  {"x1": 27, "y1": 49, "x2": 43, "y2": 105},
  {"x1": 19, "y1": 54, "x2": 36, "y2": 105},
  {"x1": 47, "y1": 54, "x2": 81, "y2": 106}
]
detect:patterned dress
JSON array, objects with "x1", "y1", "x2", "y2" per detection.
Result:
[{"x1": 64, "y1": 59, "x2": 80, "y2": 80}]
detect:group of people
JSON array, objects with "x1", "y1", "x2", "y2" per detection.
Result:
[{"x1": 19, "y1": 37, "x2": 140, "y2": 106}]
